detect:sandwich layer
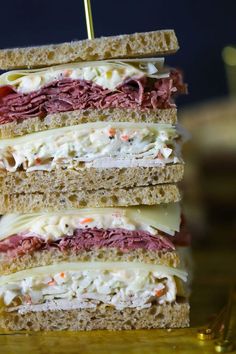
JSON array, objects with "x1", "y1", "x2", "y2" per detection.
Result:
[
  {"x1": 0, "y1": 184, "x2": 181, "y2": 213},
  {"x1": 0, "y1": 204, "x2": 181, "y2": 240},
  {"x1": 0, "y1": 58, "x2": 168, "y2": 94},
  {"x1": 0, "y1": 68, "x2": 185, "y2": 128},
  {"x1": 0, "y1": 107, "x2": 177, "y2": 139},
  {"x1": 0, "y1": 262, "x2": 188, "y2": 326},
  {"x1": 0, "y1": 203, "x2": 191, "y2": 275},
  {"x1": 0, "y1": 301, "x2": 189, "y2": 331},
  {"x1": 0, "y1": 164, "x2": 184, "y2": 194},
  {"x1": 0, "y1": 58, "x2": 182, "y2": 138},
  {"x1": 0, "y1": 229, "x2": 175, "y2": 255},
  {"x1": 0, "y1": 122, "x2": 181, "y2": 173},
  {"x1": 0, "y1": 30, "x2": 179, "y2": 70},
  {"x1": 0, "y1": 248, "x2": 180, "y2": 275},
  {"x1": 0, "y1": 262, "x2": 189, "y2": 330},
  {"x1": 0, "y1": 203, "x2": 183, "y2": 274}
]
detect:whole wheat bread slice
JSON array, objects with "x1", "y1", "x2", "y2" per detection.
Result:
[
  {"x1": 0, "y1": 301, "x2": 189, "y2": 330},
  {"x1": 0, "y1": 30, "x2": 179, "y2": 70},
  {"x1": 0, "y1": 184, "x2": 181, "y2": 213},
  {"x1": 0, "y1": 164, "x2": 184, "y2": 195},
  {"x1": 0, "y1": 108, "x2": 177, "y2": 139},
  {"x1": 0, "y1": 248, "x2": 180, "y2": 275}
]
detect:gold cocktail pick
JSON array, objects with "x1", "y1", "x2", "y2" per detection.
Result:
[
  {"x1": 197, "y1": 305, "x2": 226, "y2": 340},
  {"x1": 197, "y1": 284, "x2": 235, "y2": 353},
  {"x1": 83, "y1": 0, "x2": 94, "y2": 39},
  {"x1": 214, "y1": 285, "x2": 235, "y2": 353}
]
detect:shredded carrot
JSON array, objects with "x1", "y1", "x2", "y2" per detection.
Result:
[
  {"x1": 80, "y1": 217, "x2": 94, "y2": 224},
  {"x1": 48, "y1": 280, "x2": 56, "y2": 286},
  {"x1": 24, "y1": 295, "x2": 32, "y2": 304},
  {"x1": 60, "y1": 272, "x2": 65, "y2": 278},
  {"x1": 108, "y1": 128, "x2": 116, "y2": 137},
  {"x1": 155, "y1": 288, "x2": 165, "y2": 297},
  {"x1": 156, "y1": 151, "x2": 163, "y2": 159},
  {"x1": 121, "y1": 134, "x2": 129, "y2": 141},
  {"x1": 64, "y1": 69, "x2": 72, "y2": 77},
  {"x1": 35, "y1": 157, "x2": 41, "y2": 165}
]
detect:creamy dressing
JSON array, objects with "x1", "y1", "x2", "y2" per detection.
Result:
[
  {"x1": 0, "y1": 204, "x2": 181, "y2": 241},
  {"x1": 0, "y1": 268, "x2": 178, "y2": 310},
  {"x1": 0, "y1": 122, "x2": 180, "y2": 172},
  {"x1": 0, "y1": 59, "x2": 168, "y2": 94}
]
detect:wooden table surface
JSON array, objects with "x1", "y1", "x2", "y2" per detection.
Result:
[{"x1": 0, "y1": 245, "x2": 235, "y2": 354}]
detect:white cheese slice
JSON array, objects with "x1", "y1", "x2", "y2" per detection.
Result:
[
  {"x1": 0, "y1": 203, "x2": 180, "y2": 241},
  {"x1": 0, "y1": 261, "x2": 188, "y2": 285},
  {"x1": 128, "y1": 203, "x2": 181, "y2": 235},
  {"x1": 0, "y1": 58, "x2": 168, "y2": 94},
  {"x1": 0, "y1": 122, "x2": 175, "y2": 148}
]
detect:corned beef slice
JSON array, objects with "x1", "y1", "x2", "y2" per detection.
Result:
[
  {"x1": 0, "y1": 228, "x2": 176, "y2": 258},
  {"x1": 0, "y1": 223, "x2": 190, "y2": 258},
  {"x1": 0, "y1": 70, "x2": 186, "y2": 124}
]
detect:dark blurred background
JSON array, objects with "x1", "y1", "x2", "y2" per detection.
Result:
[{"x1": 0, "y1": 0, "x2": 235, "y2": 106}]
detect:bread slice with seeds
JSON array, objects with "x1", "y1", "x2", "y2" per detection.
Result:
[
  {"x1": 0, "y1": 30, "x2": 179, "y2": 70},
  {"x1": 0, "y1": 301, "x2": 190, "y2": 331},
  {"x1": 0, "y1": 184, "x2": 181, "y2": 213},
  {"x1": 0, "y1": 248, "x2": 181, "y2": 275},
  {"x1": 0, "y1": 164, "x2": 184, "y2": 194},
  {"x1": 0, "y1": 108, "x2": 177, "y2": 139}
]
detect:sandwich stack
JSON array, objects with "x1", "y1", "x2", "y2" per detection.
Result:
[{"x1": 0, "y1": 30, "x2": 191, "y2": 331}]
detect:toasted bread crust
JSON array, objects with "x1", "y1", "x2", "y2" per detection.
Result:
[
  {"x1": 0, "y1": 184, "x2": 181, "y2": 213},
  {"x1": 0, "y1": 164, "x2": 184, "y2": 194},
  {"x1": 0, "y1": 301, "x2": 189, "y2": 331},
  {"x1": 0, "y1": 248, "x2": 180, "y2": 275},
  {"x1": 0, "y1": 30, "x2": 179, "y2": 70},
  {"x1": 0, "y1": 108, "x2": 177, "y2": 138}
]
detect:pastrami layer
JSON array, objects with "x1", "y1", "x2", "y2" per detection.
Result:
[
  {"x1": 0, "y1": 228, "x2": 176, "y2": 258},
  {"x1": 0, "y1": 221, "x2": 191, "y2": 259},
  {"x1": 0, "y1": 70, "x2": 186, "y2": 125}
]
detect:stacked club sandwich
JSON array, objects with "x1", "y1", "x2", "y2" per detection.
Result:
[{"x1": 0, "y1": 30, "x2": 191, "y2": 331}]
